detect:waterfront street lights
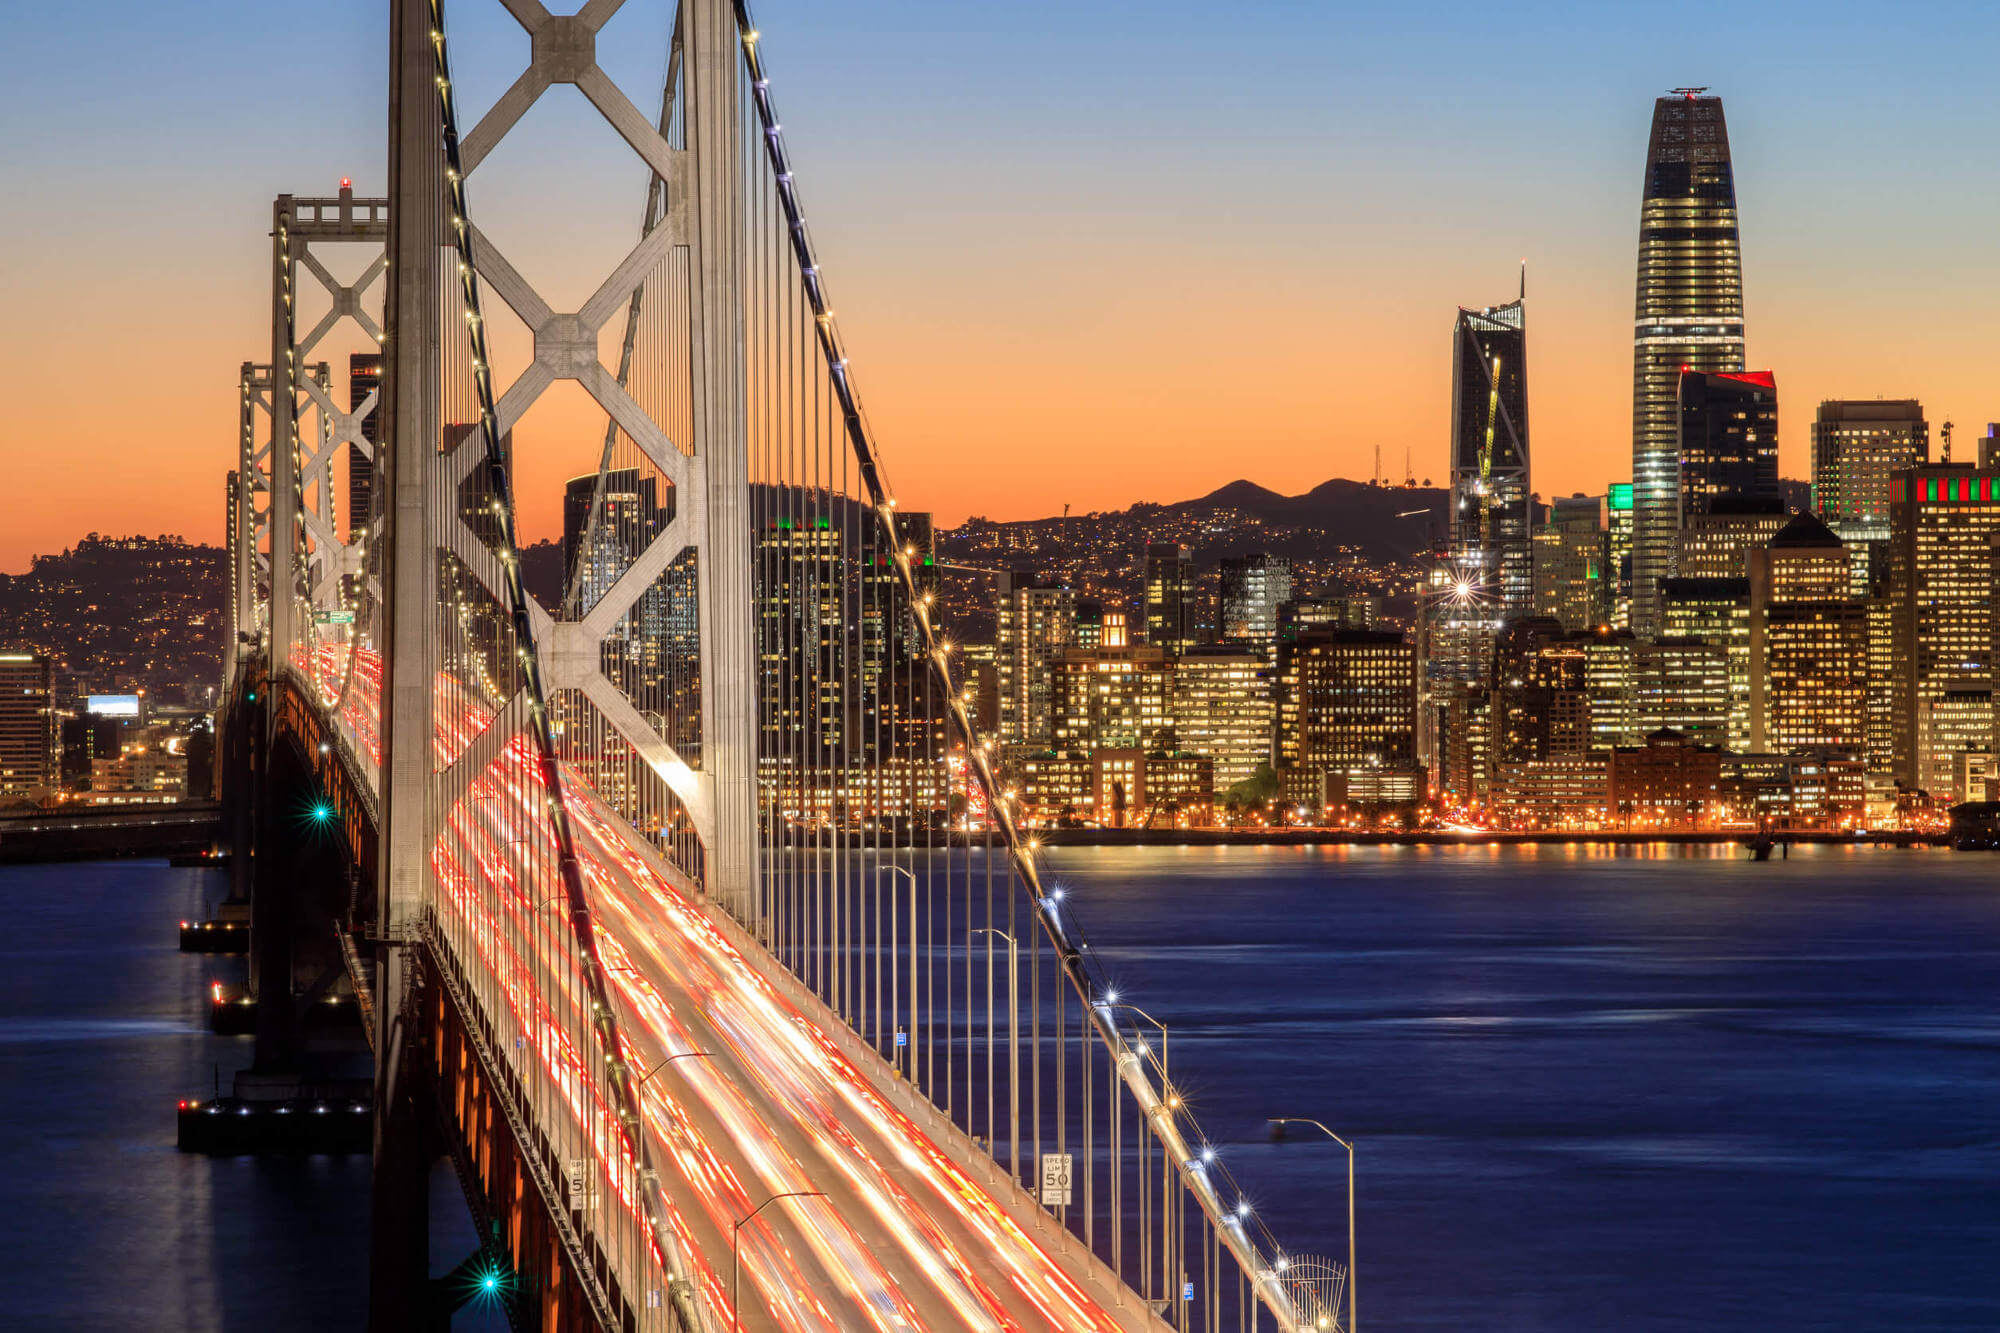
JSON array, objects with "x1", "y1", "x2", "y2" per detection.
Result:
[
  {"x1": 731, "y1": 1190, "x2": 827, "y2": 1331},
  {"x1": 1268, "y1": 1117, "x2": 1356, "y2": 1332},
  {"x1": 970, "y1": 927, "x2": 1020, "y2": 1177}
]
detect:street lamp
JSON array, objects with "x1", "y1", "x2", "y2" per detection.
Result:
[
  {"x1": 970, "y1": 927, "x2": 1020, "y2": 1177},
  {"x1": 1267, "y1": 1118, "x2": 1356, "y2": 1332},
  {"x1": 634, "y1": 1049, "x2": 712, "y2": 1087},
  {"x1": 731, "y1": 1190, "x2": 827, "y2": 1332},
  {"x1": 876, "y1": 865, "x2": 918, "y2": 1077}
]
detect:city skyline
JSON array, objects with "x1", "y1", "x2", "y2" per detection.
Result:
[{"x1": 7, "y1": 1, "x2": 2000, "y2": 571}]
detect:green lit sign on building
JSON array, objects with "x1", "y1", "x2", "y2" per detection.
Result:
[{"x1": 1608, "y1": 483, "x2": 1634, "y2": 512}]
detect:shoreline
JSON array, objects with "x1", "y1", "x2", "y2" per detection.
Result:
[{"x1": 1004, "y1": 828, "x2": 1952, "y2": 849}]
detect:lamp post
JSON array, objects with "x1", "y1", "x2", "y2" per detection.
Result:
[
  {"x1": 1267, "y1": 1117, "x2": 1355, "y2": 1332},
  {"x1": 877, "y1": 865, "x2": 918, "y2": 1078},
  {"x1": 731, "y1": 1190, "x2": 826, "y2": 1332},
  {"x1": 970, "y1": 927, "x2": 1020, "y2": 1176},
  {"x1": 634, "y1": 1049, "x2": 712, "y2": 1088}
]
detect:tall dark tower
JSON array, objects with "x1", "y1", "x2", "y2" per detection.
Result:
[
  {"x1": 1632, "y1": 89, "x2": 1744, "y2": 635},
  {"x1": 347, "y1": 352, "x2": 382, "y2": 544},
  {"x1": 1449, "y1": 286, "x2": 1531, "y2": 618}
]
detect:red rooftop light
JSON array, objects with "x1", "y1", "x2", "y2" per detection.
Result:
[{"x1": 340, "y1": 177, "x2": 352, "y2": 190}]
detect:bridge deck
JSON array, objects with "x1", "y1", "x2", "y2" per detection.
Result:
[{"x1": 314, "y1": 651, "x2": 1163, "y2": 1332}]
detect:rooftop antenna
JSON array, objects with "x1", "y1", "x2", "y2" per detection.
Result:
[
  {"x1": 1942, "y1": 420, "x2": 1954, "y2": 464},
  {"x1": 1519, "y1": 258, "x2": 1526, "y2": 303},
  {"x1": 1668, "y1": 86, "x2": 1710, "y2": 99}
]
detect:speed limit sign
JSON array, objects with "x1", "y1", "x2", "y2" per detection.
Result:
[{"x1": 1039, "y1": 1153, "x2": 1073, "y2": 1206}]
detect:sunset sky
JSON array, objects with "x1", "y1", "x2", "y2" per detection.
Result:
[{"x1": 5, "y1": 0, "x2": 1999, "y2": 571}]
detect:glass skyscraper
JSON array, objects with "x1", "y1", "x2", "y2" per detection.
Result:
[
  {"x1": 1632, "y1": 90, "x2": 1744, "y2": 635},
  {"x1": 1450, "y1": 290, "x2": 1531, "y2": 619}
]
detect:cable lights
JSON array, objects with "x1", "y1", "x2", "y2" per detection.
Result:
[
  {"x1": 734, "y1": 4, "x2": 1303, "y2": 1321},
  {"x1": 424, "y1": 0, "x2": 698, "y2": 1323}
]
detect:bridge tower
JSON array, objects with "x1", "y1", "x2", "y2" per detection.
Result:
[{"x1": 370, "y1": 0, "x2": 758, "y2": 1323}]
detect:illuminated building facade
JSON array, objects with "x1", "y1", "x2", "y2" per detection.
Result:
[
  {"x1": 1607, "y1": 482, "x2": 1635, "y2": 628},
  {"x1": 994, "y1": 573, "x2": 1076, "y2": 747},
  {"x1": 1050, "y1": 646, "x2": 1173, "y2": 755},
  {"x1": 1277, "y1": 628, "x2": 1418, "y2": 798},
  {"x1": 1888, "y1": 464, "x2": 2000, "y2": 798},
  {"x1": 1632, "y1": 639, "x2": 1731, "y2": 748},
  {"x1": 1609, "y1": 728, "x2": 1722, "y2": 829},
  {"x1": 1632, "y1": 90, "x2": 1745, "y2": 635},
  {"x1": 1748, "y1": 513, "x2": 1865, "y2": 756},
  {"x1": 1218, "y1": 554, "x2": 1294, "y2": 657},
  {"x1": 1172, "y1": 646, "x2": 1273, "y2": 793},
  {"x1": 1812, "y1": 399, "x2": 1926, "y2": 544},
  {"x1": 1532, "y1": 494, "x2": 1607, "y2": 630},
  {"x1": 0, "y1": 651, "x2": 55, "y2": 799},
  {"x1": 1678, "y1": 369, "x2": 1778, "y2": 523},
  {"x1": 1674, "y1": 503, "x2": 1789, "y2": 580},
  {"x1": 1659, "y1": 576, "x2": 1751, "y2": 748},
  {"x1": 1450, "y1": 290, "x2": 1532, "y2": 619},
  {"x1": 1142, "y1": 543, "x2": 1197, "y2": 655}
]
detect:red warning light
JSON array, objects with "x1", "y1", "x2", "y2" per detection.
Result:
[{"x1": 340, "y1": 177, "x2": 352, "y2": 191}]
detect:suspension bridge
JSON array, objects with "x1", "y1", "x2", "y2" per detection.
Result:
[{"x1": 204, "y1": 3, "x2": 1348, "y2": 1329}]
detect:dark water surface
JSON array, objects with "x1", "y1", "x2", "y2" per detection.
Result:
[
  {"x1": 3, "y1": 846, "x2": 1995, "y2": 1330},
  {"x1": 1045, "y1": 843, "x2": 2000, "y2": 1331}
]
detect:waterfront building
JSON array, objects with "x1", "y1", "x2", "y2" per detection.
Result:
[
  {"x1": 1887, "y1": 463, "x2": 2000, "y2": 799},
  {"x1": 0, "y1": 651, "x2": 55, "y2": 800},
  {"x1": 995, "y1": 572, "x2": 1076, "y2": 746},
  {"x1": 1812, "y1": 399, "x2": 1926, "y2": 544},
  {"x1": 1050, "y1": 645, "x2": 1173, "y2": 755},
  {"x1": 1142, "y1": 543, "x2": 1197, "y2": 655},
  {"x1": 1533, "y1": 494, "x2": 1608, "y2": 631},
  {"x1": 1633, "y1": 639, "x2": 1731, "y2": 748},
  {"x1": 1632, "y1": 90, "x2": 1745, "y2": 636},
  {"x1": 1609, "y1": 727, "x2": 1722, "y2": 829},
  {"x1": 1679, "y1": 370, "x2": 1779, "y2": 522},
  {"x1": 1719, "y1": 751, "x2": 1866, "y2": 830},
  {"x1": 86, "y1": 730, "x2": 188, "y2": 805},
  {"x1": 1017, "y1": 749, "x2": 1213, "y2": 828},
  {"x1": 1172, "y1": 645, "x2": 1273, "y2": 793},
  {"x1": 1450, "y1": 289, "x2": 1532, "y2": 619},
  {"x1": 1276, "y1": 628, "x2": 1418, "y2": 802},
  {"x1": 1493, "y1": 757, "x2": 1611, "y2": 831},
  {"x1": 1748, "y1": 512, "x2": 1866, "y2": 756},
  {"x1": 1607, "y1": 482, "x2": 1635, "y2": 628},
  {"x1": 1218, "y1": 554, "x2": 1294, "y2": 656}
]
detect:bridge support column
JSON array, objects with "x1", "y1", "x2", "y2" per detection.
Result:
[
  {"x1": 689, "y1": 0, "x2": 759, "y2": 921},
  {"x1": 371, "y1": 0, "x2": 443, "y2": 1324}
]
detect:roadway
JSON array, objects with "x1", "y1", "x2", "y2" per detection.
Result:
[{"x1": 308, "y1": 649, "x2": 1162, "y2": 1332}]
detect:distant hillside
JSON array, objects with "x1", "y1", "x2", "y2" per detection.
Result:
[
  {"x1": 1147, "y1": 477, "x2": 1453, "y2": 563},
  {"x1": 0, "y1": 535, "x2": 224, "y2": 704}
]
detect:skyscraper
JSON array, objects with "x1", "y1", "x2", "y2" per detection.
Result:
[
  {"x1": 0, "y1": 651, "x2": 55, "y2": 800},
  {"x1": 348, "y1": 352, "x2": 382, "y2": 544},
  {"x1": 1142, "y1": 543, "x2": 1196, "y2": 655},
  {"x1": 1218, "y1": 553, "x2": 1294, "y2": 654},
  {"x1": 1678, "y1": 369, "x2": 1778, "y2": 522},
  {"x1": 1450, "y1": 288, "x2": 1531, "y2": 618},
  {"x1": 1812, "y1": 399, "x2": 1927, "y2": 543},
  {"x1": 1888, "y1": 462, "x2": 2000, "y2": 799},
  {"x1": 1632, "y1": 90, "x2": 1745, "y2": 635}
]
